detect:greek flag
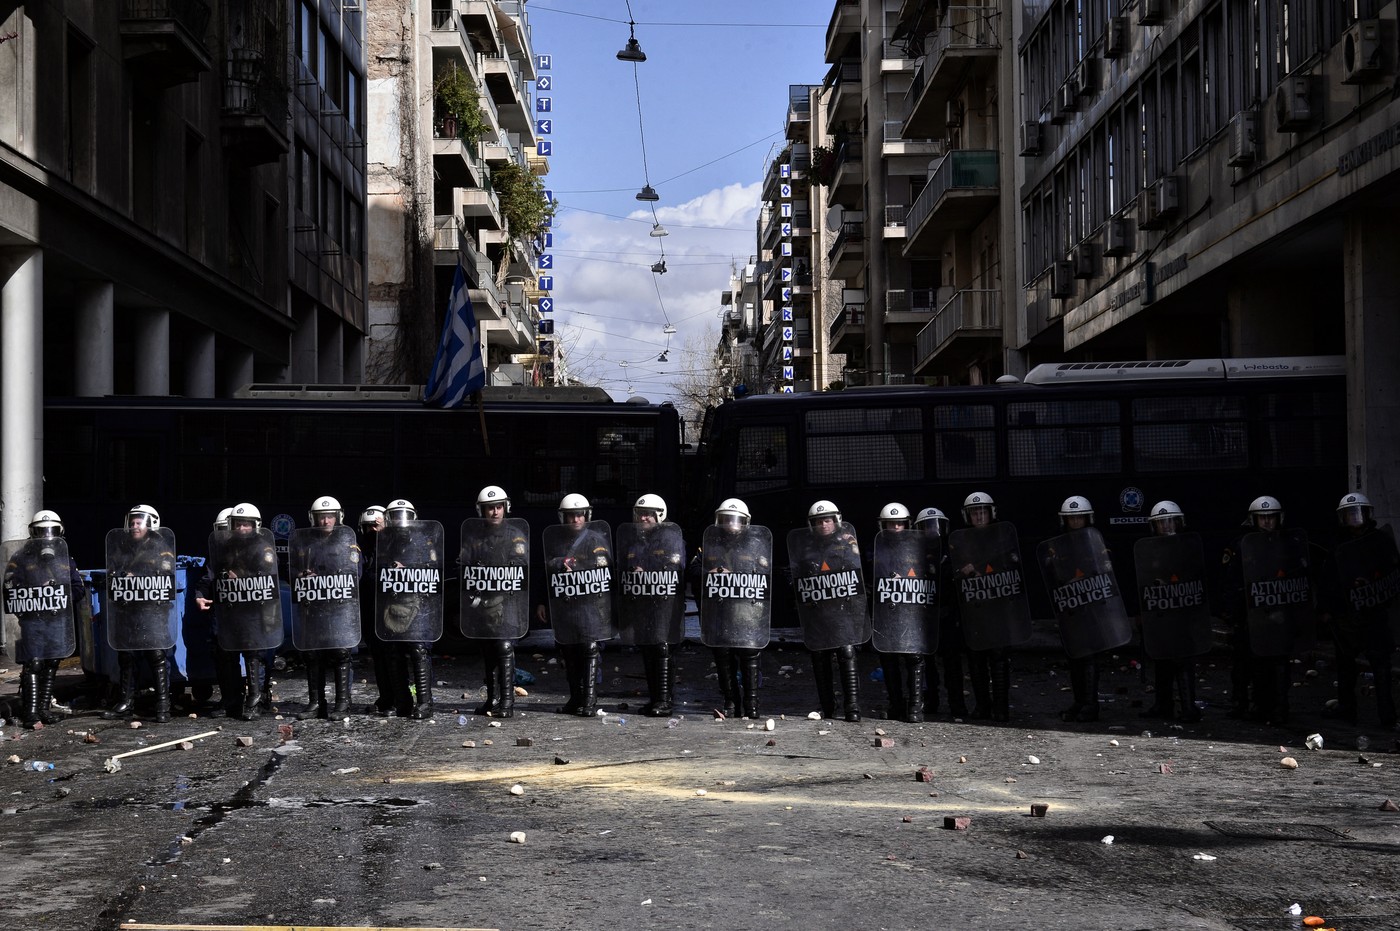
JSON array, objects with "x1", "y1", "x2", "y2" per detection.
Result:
[{"x1": 424, "y1": 262, "x2": 485, "y2": 408}]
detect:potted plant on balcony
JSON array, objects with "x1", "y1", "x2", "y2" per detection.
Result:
[
  {"x1": 810, "y1": 144, "x2": 838, "y2": 186},
  {"x1": 490, "y1": 162, "x2": 558, "y2": 239},
  {"x1": 433, "y1": 65, "x2": 487, "y2": 144}
]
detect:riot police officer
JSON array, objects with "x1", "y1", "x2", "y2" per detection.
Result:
[
  {"x1": 1136, "y1": 501, "x2": 1206, "y2": 722},
  {"x1": 689, "y1": 498, "x2": 772, "y2": 719},
  {"x1": 194, "y1": 507, "x2": 245, "y2": 717},
  {"x1": 916, "y1": 507, "x2": 967, "y2": 718},
  {"x1": 379, "y1": 499, "x2": 442, "y2": 720},
  {"x1": 3, "y1": 511, "x2": 83, "y2": 728},
  {"x1": 103, "y1": 504, "x2": 177, "y2": 723},
  {"x1": 791, "y1": 500, "x2": 867, "y2": 722},
  {"x1": 544, "y1": 494, "x2": 614, "y2": 717},
  {"x1": 291, "y1": 497, "x2": 362, "y2": 720},
  {"x1": 618, "y1": 494, "x2": 685, "y2": 717},
  {"x1": 1321, "y1": 492, "x2": 1398, "y2": 726},
  {"x1": 953, "y1": 492, "x2": 1015, "y2": 721},
  {"x1": 211, "y1": 503, "x2": 284, "y2": 720},
  {"x1": 872, "y1": 503, "x2": 934, "y2": 723},
  {"x1": 460, "y1": 486, "x2": 529, "y2": 718},
  {"x1": 357, "y1": 505, "x2": 398, "y2": 715}
]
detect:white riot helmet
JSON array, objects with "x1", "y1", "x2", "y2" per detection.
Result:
[
  {"x1": 1337, "y1": 492, "x2": 1374, "y2": 528},
  {"x1": 915, "y1": 507, "x2": 949, "y2": 535},
  {"x1": 213, "y1": 507, "x2": 234, "y2": 531},
  {"x1": 962, "y1": 491, "x2": 996, "y2": 523},
  {"x1": 28, "y1": 510, "x2": 64, "y2": 539},
  {"x1": 1248, "y1": 495, "x2": 1283, "y2": 526},
  {"x1": 633, "y1": 493, "x2": 668, "y2": 523},
  {"x1": 1058, "y1": 495, "x2": 1094, "y2": 526},
  {"x1": 309, "y1": 496, "x2": 343, "y2": 525},
  {"x1": 879, "y1": 502, "x2": 911, "y2": 530},
  {"x1": 715, "y1": 498, "x2": 751, "y2": 529},
  {"x1": 230, "y1": 502, "x2": 262, "y2": 531},
  {"x1": 558, "y1": 493, "x2": 592, "y2": 522},
  {"x1": 359, "y1": 504, "x2": 386, "y2": 533},
  {"x1": 127, "y1": 503, "x2": 161, "y2": 531},
  {"x1": 808, "y1": 499, "x2": 841, "y2": 527},
  {"x1": 476, "y1": 485, "x2": 511, "y2": 516},
  {"x1": 1147, "y1": 500, "x2": 1185, "y2": 533},
  {"x1": 386, "y1": 499, "x2": 417, "y2": 526}
]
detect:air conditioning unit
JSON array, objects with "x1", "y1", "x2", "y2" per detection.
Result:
[
  {"x1": 1058, "y1": 79, "x2": 1080, "y2": 115},
  {"x1": 1019, "y1": 120, "x2": 1043, "y2": 157},
  {"x1": 1075, "y1": 59, "x2": 1096, "y2": 96},
  {"x1": 1137, "y1": 0, "x2": 1164, "y2": 27},
  {"x1": 1228, "y1": 110, "x2": 1258, "y2": 166},
  {"x1": 1072, "y1": 242, "x2": 1096, "y2": 279},
  {"x1": 1102, "y1": 217, "x2": 1134, "y2": 257},
  {"x1": 1275, "y1": 75, "x2": 1312, "y2": 132},
  {"x1": 1138, "y1": 176, "x2": 1179, "y2": 230},
  {"x1": 1104, "y1": 17, "x2": 1128, "y2": 59},
  {"x1": 1342, "y1": 20, "x2": 1386, "y2": 85},
  {"x1": 1051, "y1": 260, "x2": 1075, "y2": 299}
]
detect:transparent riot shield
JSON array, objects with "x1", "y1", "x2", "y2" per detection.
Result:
[
  {"x1": 947, "y1": 522, "x2": 1033, "y2": 651},
  {"x1": 375, "y1": 520, "x2": 445, "y2": 643},
  {"x1": 699, "y1": 525, "x2": 773, "y2": 650},
  {"x1": 543, "y1": 521, "x2": 616, "y2": 645},
  {"x1": 1037, "y1": 527, "x2": 1133, "y2": 660},
  {"x1": 105, "y1": 527, "x2": 178, "y2": 651},
  {"x1": 1334, "y1": 526, "x2": 1400, "y2": 615},
  {"x1": 1133, "y1": 532, "x2": 1213, "y2": 660},
  {"x1": 871, "y1": 529, "x2": 939, "y2": 655},
  {"x1": 210, "y1": 527, "x2": 285, "y2": 653},
  {"x1": 1241, "y1": 528, "x2": 1315, "y2": 657},
  {"x1": 3, "y1": 538, "x2": 78, "y2": 662},
  {"x1": 786, "y1": 522, "x2": 870, "y2": 652},
  {"x1": 289, "y1": 526, "x2": 362, "y2": 651},
  {"x1": 615, "y1": 522, "x2": 685, "y2": 646},
  {"x1": 458, "y1": 517, "x2": 531, "y2": 640}
]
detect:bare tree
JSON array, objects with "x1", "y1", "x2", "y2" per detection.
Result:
[{"x1": 673, "y1": 329, "x2": 737, "y2": 440}]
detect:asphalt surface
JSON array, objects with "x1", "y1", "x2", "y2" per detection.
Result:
[{"x1": 1, "y1": 630, "x2": 1399, "y2": 931}]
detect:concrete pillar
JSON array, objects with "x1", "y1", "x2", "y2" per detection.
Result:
[
  {"x1": 133, "y1": 307, "x2": 170, "y2": 395},
  {"x1": 183, "y1": 329, "x2": 216, "y2": 398},
  {"x1": 222, "y1": 347, "x2": 254, "y2": 397},
  {"x1": 1, "y1": 248, "x2": 43, "y2": 544},
  {"x1": 1343, "y1": 202, "x2": 1400, "y2": 525},
  {"x1": 74, "y1": 281, "x2": 115, "y2": 396},
  {"x1": 862, "y1": 2, "x2": 886, "y2": 384},
  {"x1": 318, "y1": 313, "x2": 344, "y2": 383},
  {"x1": 291, "y1": 303, "x2": 317, "y2": 383}
]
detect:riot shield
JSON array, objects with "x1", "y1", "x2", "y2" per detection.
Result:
[
  {"x1": 289, "y1": 526, "x2": 362, "y2": 651},
  {"x1": 375, "y1": 520, "x2": 445, "y2": 643},
  {"x1": 3, "y1": 538, "x2": 78, "y2": 662},
  {"x1": 544, "y1": 521, "x2": 616, "y2": 645},
  {"x1": 947, "y1": 522, "x2": 1033, "y2": 651},
  {"x1": 1037, "y1": 527, "x2": 1133, "y2": 660},
  {"x1": 1241, "y1": 528, "x2": 1315, "y2": 657},
  {"x1": 699, "y1": 525, "x2": 773, "y2": 650},
  {"x1": 615, "y1": 522, "x2": 685, "y2": 646},
  {"x1": 1133, "y1": 532, "x2": 1213, "y2": 660},
  {"x1": 870, "y1": 529, "x2": 939, "y2": 654},
  {"x1": 105, "y1": 527, "x2": 178, "y2": 651},
  {"x1": 210, "y1": 527, "x2": 285, "y2": 653},
  {"x1": 1334, "y1": 527, "x2": 1400, "y2": 614},
  {"x1": 458, "y1": 517, "x2": 531, "y2": 640},
  {"x1": 786, "y1": 522, "x2": 870, "y2": 651}
]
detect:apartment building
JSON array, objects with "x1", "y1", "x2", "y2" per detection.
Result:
[{"x1": 365, "y1": 0, "x2": 546, "y2": 387}]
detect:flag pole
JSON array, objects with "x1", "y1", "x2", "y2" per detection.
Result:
[{"x1": 475, "y1": 391, "x2": 491, "y2": 457}]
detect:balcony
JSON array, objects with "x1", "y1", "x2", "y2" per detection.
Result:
[
  {"x1": 221, "y1": 52, "x2": 289, "y2": 166},
  {"x1": 119, "y1": 0, "x2": 212, "y2": 85},
  {"x1": 829, "y1": 302, "x2": 866, "y2": 355},
  {"x1": 433, "y1": 120, "x2": 484, "y2": 188},
  {"x1": 825, "y1": 138, "x2": 864, "y2": 208},
  {"x1": 884, "y1": 204, "x2": 908, "y2": 239},
  {"x1": 433, "y1": 214, "x2": 488, "y2": 274},
  {"x1": 460, "y1": 188, "x2": 504, "y2": 229},
  {"x1": 786, "y1": 88, "x2": 814, "y2": 141},
  {"x1": 913, "y1": 288, "x2": 1002, "y2": 374},
  {"x1": 886, "y1": 288, "x2": 939, "y2": 323},
  {"x1": 826, "y1": 59, "x2": 862, "y2": 133},
  {"x1": 904, "y1": 150, "x2": 999, "y2": 255},
  {"x1": 825, "y1": 0, "x2": 860, "y2": 63},
  {"x1": 903, "y1": 6, "x2": 1001, "y2": 138},
  {"x1": 827, "y1": 220, "x2": 865, "y2": 279},
  {"x1": 483, "y1": 54, "x2": 533, "y2": 137},
  {"x1": 883, "y1": 120, "x2": 944, "y2": 159}
]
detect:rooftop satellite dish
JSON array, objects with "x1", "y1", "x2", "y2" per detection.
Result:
[{"x1": 825, "y1": 205, "x2": 845, "y2": 232}]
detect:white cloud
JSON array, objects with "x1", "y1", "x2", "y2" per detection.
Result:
[{"x1": 550, "y1": 182, "x2": 762, "y2": 403}]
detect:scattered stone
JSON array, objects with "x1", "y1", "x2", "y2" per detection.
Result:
[
  {"x1": 1157, "y1": 762, "x2": 1173, "y2": 775},
  {"x1": 958, "y1": 756, "x2": 967, "y2": 764},
  {"x1": 901, "y1": 816, "x2": 913, "y2": 823},
  {"x1": 1030, "y1": 803, "x2": 1048, "y2": 817},
  {"x1": 179, "y1": 741, "x2": 194, "y2": 751},
  {"x1": 1016, "y1": 849, "x2": 1028, "y2": 859},
  {"x1": 943, "y1": 816, "x2": 970, "y2": 831},
  {"x1": 1108, "y1": 739, "x2": 1120, "y2": 747},
  {"x1": 1305, "y1": 733, "x2": 1324, "y2": 751},
  {"x1": 1027, "y1": 755, "x2": 1040, "y2": 765},
  {"x1": 554, "y1": 755, "x2": 570, "y2": 765},
  {"x1": 83, "y1": 733, "x2": 99, "y2": 744},
  {"x1": 424, "y1": 862, "x2": 441, "y2": 871},
  {"x1": 713, "y1": 709, "x2": 726, "y2": 721},
  {"x1": 718, "y1": 780, "x2": 736, "y2": 786},
  {"x1": 235, "y1": 736, "x2": 254, "y2": 747},
  {"x1": 807, "y1": 711, "x2": 821, "y2": 720},
  {"x1": 1005, "y1": 777, "x2": 1017, "y2": 784},
  {"x1": 875, "y1": 727, "x2": 887, "y2": 736},
  {"x1": 1379, "y1": 798, "x2": 1399, "y2": 812},
  {"x1": 129, "y1": 721, "x2": 142, "y2": 729},
  {"x1": 482, "y1": 739, "x2": 493, "y2": 746},
  {"x1": 1101, "y1": 835, "x2": 1115, "y2": 845},
  {"x1": 514, "y1": 686, "x2": 528, "y2": 697},
  {"x1": 765, "y1": 739, "x2": 776, "y2": 747},
  {"x1": 873, "y1": 737, "x2": 895, "y2": 749},
  {"x1": 5, "y1": 755, "x2": 18, "y2": 765},
  {"x1": 509, "y1": 832, "x2": 526, "y2": 844},
  {"x1": 1193, "y1": 853, "x2": 1218, "y2": 861},
  {"x1": 1280, "y1": 757, "x2": 1299, "y2": 770},
  {"x1": 179, "y1": 835, "x2": 193, "y2": 845},
  {"x1": 516, "y1": 737, "x2": 533, "y2": 747},
  {"x1": 462, "y1": 740, "x2": 476, "y2": 748},
  {"x1": 765, "y1": 719, "x2": 776, "y2": 731},
  {"x1": 509, "y1": 784, "x2": 524, "y2": 796},
  {"x1": 332, "y1": 767, "x2": 360, "y2": 775},
  {"x1": 695, "y1": 789, "x2": 707, "y2": 796},
  {"x1": 915, "y1": 766, "x2": 934, "y2": 783},
  {"x1": 489, "y1": 721, "x2": 502, "y2": 728}
]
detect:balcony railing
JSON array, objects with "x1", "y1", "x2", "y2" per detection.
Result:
[
  {"x1": 928, "y1": 6, "x2": 1001, "y2": 59},
  {"x1": 886, "y1": 288, "x2": 938, "y2": 315},
  {"x1": 905, "y1": 149, "x2": 999, "y2": 238},
  {"x1": 827, "y1": 221, "x2": 865, "y2": 263},
  {"x1": 886, "y1": 204, "x2": 908, "y2": 227},
  {"x1": 915, "y1": 288, "x2": 1001, "y2": 362},
  {"x1": 120, "y1": 0, "x2": 211, "y2": 36},
  {"x1": 430, "y1": 2, "x2": 454, "y2": 30},
  {"x1": 828, "y1": 303, "x2": 865, "y2": 341}
]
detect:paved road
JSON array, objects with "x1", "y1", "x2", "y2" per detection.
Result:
[{"x1": 2, "y1": 638, "x2": 1398, "y2": 931}]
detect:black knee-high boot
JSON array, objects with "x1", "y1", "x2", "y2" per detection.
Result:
[
  {"x1": 330, "y1": 650, "x2": 352, "y2": 714},
  {"x1": 1076, "y1": 657, "x2": 1100, "y2": 722},
  {"x1": 242, "y1": 654, "x2": 264, "y2": 721},
  {"x1": 714, "y1": 649, "x2": 739, "y2": 717},
  {"x1": 1177, "y1": 663, "x2": 1201, "y2": 722},
  {"x1": 905, "y1": 656, "x2": 926, "y2": 723},
  {"x1": 559, "y1": 644, "x2": 583, "y2": 714},
  {"x1": 408, "y1": 645, "x2": 434, "y2": 720},
  {"x1": 810, "y1": 649, "x2": 836, "y2": 718},
  {"x1": 881, "y1": 653, "x2": 905, "y2": 720},
  {"x1": 1061, "y1": 657, "x2": 1086, "y2": 721},
  {"x1": 1142, "y1": 661, "x2": 1173, "y2": 718},
  {"x1": 477, "y1": 647, "x2": 500, "y2": 715},
  {"x1": 368, "y1": 640, "x2": 396, "y2": 715},
  {"x1": 496, "y1": 642, "x2": 516, "y2": 718},
  {"x1": 103, "y1": 655, "x2": 137, "y2": 719},
  {"x1": 924, "y1": 652, "x2": 941, "y2": 716},
  {"x1": 641, "y1": 643, "x2": 672, "y2": 716},
  {"x1": 152, "y1": 652, "x2": 171, "y2": 723},
  {"x1": 298, "y1": 653, "x2": 328, "y2": 720},
  {"x1": 838, "y1": 644, "x2": 860, "y2": 723},
  {"x1": 36, "y1": 659, "x2": 61, "y2": 725},
  {"x1": 20, "y1": 667, "x2": 39, "y2": 728},
  {"x1": 213, "y1": 648, "x2": 242, "y2": 718},
  {"x1": 739, "y1": 650, "x2": 760, "y2": 719},
  {"x1": 578, "y1": 641, "x2": 600, "y2": 717},
  {"x1": 942, "y1": 649, "x2": 968, "y2": 717}
]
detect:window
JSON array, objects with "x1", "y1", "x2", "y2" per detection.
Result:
[
  {"x1": 1132, "y1": 396, "x2": 1248, "y2": 472},
  {"x1": 734, "y1": 425, "x2": 789, "y2": 494},
  {"x1": 933, "y1": 404, "x2": 995, "y2": 479},
  {"x1": 805, "y1": 407, "x2": 924, "y2": 484},
  {"x1": 1007, "y1": 399, "x2": 1120, "y2": 476}
]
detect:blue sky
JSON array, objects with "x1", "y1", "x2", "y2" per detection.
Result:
[{"x1": 524, "y1": 1, "x2": 828, "y2": 403}]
